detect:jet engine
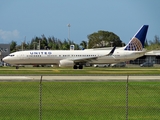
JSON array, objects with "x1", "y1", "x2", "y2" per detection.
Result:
[{"x1": 59, "y1": 60, "x2": 74, "y2": 67}]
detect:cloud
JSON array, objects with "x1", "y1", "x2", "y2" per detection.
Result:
[{"x1": 0, "y1": 29, "x2": 19, "y2": 42}]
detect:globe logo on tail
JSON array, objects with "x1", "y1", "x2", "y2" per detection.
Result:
[
  {"x1": 124, "y1": 38, "x2": 143, "y2": 51},
  {"x1": 124, "y1": 25, "x2": 149, "y2": 51}
]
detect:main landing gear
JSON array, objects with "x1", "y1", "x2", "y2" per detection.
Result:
[{"x1": 73, "y1": 65, "x2": 83, "y2": 69}]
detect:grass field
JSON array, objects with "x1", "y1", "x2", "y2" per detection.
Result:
[
  {"x1": 0, "y1": 81, "x2": 160, "y2": 119},
  {"x1": 1, "y1": 66, "x2": 160, "y2": 75}
]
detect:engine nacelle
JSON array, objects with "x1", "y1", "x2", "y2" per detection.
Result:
[{"x1": 59, "y1": 60, "x2": 74, "y2": 67}]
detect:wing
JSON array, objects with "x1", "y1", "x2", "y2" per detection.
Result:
[{"x1": 68, "y1": 46, "x2": 116, "y2": 63}]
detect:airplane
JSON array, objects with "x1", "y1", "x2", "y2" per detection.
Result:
[{"x1": 3, "y1": 25, "x2": 149, "y2": 69}]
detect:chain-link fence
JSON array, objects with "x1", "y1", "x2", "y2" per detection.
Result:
[{"x1": 0, "y1": 76, "x2": 160, "y2": 120}]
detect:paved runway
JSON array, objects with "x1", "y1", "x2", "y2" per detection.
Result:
[{"x1": 0, "y1": 75, "x2": 160, "y2": 81}]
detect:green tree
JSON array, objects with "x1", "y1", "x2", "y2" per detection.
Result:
[
  {"x1": 146, "y1": 35, "x2": 160, "y2": 50},
  {"x1": 80, "y1": 40, "x2": 87, "y2": 49},
  {"x1": 74, "y1": 43, "x2": 80, "y2": 50},
  {"x1": 30, "y1": 38, "x2": 38, "y2": 50},
  {"x1": 10, "y1": 40, "x2": 17, "y2": 52},
  {"x1": 62, "y1": 39, "x2": 70, "y2": 50},
  {"x1": 87, "y1": 30, "x2": 122, "y2": 48},
  {"x1": 41, "y1": 34, "x2": 48, "y2": 49}
]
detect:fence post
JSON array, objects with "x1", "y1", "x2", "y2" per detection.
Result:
[
  {"x1": 39, "y1": 75, "x2": 43, "y2": 120},
  {"x1": 126, "y1": 75, "x2": 129, "y2": 120}
]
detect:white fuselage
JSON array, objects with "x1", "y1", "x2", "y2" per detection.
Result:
[{"x1": 3, "y1": 49, "x2": 146, "y2": 65}]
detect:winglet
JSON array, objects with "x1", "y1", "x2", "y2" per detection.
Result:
[
  {"x1": 124, "y1": 25, "x2": 149, "y2": 51},
  {"x1": 107, "y1": 46, "x2": 116, "y2": 56}
]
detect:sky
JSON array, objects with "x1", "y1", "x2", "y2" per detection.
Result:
[{"x1": 0, "y1": 0, "x2": 160, "y2": 45}]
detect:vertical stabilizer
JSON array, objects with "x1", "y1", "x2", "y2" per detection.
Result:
[{"x1": 124, "y1": 25, "x2": 149, "y2": 51}]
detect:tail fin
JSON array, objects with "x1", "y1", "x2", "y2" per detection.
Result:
[{"x1": 124, "y1": 25, "x2": 149, "y2": 51}]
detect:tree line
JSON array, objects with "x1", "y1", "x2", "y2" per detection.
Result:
[{"x1": 9, "y1": 30, "x2": 159, "y2": 53}]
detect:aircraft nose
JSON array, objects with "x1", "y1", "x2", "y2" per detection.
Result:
[{"x1": 2, "y1": 57, "x2": 8, "y2": 62}]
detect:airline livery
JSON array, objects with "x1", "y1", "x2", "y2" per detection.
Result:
[{"x1": 3, "y1": 25, "x2": 149, "y2": 69}]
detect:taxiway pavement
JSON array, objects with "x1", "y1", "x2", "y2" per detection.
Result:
[{"x1": 0, "y1": 75, "x2": 160, "y2": 81}]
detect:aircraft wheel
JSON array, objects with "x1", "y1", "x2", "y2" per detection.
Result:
[
  {"x1": 16, "y1": 66, "x2": 19, "y2": 69},
  {"x1": 73, "y1": 65, "x2": 78, "y2": 69},
  {"x1": 79, "y1": 65, "x2": 83, "y2": 69}
]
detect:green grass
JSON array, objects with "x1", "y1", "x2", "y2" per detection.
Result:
[
  {"x1": 1, "y1": 67, "x2": 160, "y2": 75},
  {"x1": 0, "y1": 81, "x2": 160, "y2": 119}
]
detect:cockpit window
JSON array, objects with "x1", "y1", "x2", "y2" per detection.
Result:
[{"x1": 9, "y1": 54, "x2": 15, "y2": 57}]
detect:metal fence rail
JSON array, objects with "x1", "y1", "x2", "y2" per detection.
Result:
[{"x1": 0, "y1": 76, "x2": 160, "y2": 120}]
